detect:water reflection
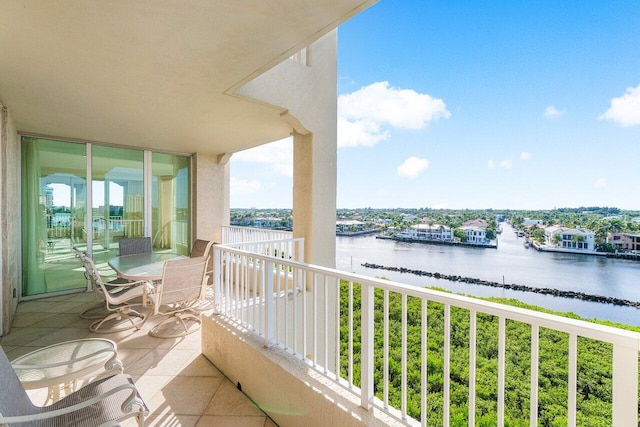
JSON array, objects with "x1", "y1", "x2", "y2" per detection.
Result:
[{"x1": 336, "y1": 222, "x2": 640, "y2": 326}]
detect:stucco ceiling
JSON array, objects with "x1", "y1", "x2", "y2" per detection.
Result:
[{"x1": 0, "y1": 0, "x2": 375, "y2": 155}]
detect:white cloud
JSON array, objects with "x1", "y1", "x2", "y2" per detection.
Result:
[
  {"x1": 233, "y1": 137, "x2": 293, "y2": 177},
  {"x1": 544, "y1": 106, "x2": 565, "y2": 119},
  {"x1": 338, "y1": 81, "x2": 450, "y2": 148},
  {"x1": 595, "y1": 178, "x2": 607, "y2": 189},
  {"x1": 520, "y1": 151, "x2": 532, "y2": 160},
  {"x1": 230, "y1": 176, "x2": 262, "y2": 195},
  {"x1": 599, "y1": 84, "x2": 640, "y2": 126},
  {"x1": 499, "y1": 160, "x2": 512, "y2": 169},
  {"x1": 337, "y1": 117, "x2": 389, "y2": 148},
  {"x1": 487, "y1": 160, "x2": 496, "y2": 169},
  {"x1": 397, "y1": 156, "x2": 429, "y2": 179}
]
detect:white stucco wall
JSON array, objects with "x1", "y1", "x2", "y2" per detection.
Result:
[
  {"x1": 194, "y1": 153, "x2": 230, "y2": 244},
  {"x1": 235, "y1": 31, "x2": 338, "y2": 269},
  {"x1": 1, "y1": 105, "x2": 21, "y2": 335}
]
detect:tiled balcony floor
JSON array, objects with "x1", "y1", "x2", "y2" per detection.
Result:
[{"x1": 0, "y1": 291, "x2": 278, "y2": 427}]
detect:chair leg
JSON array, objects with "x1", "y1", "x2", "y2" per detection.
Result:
[
  {"x1": 80, "y1": 302, "x2": 110, "y2": 320},
  {"x1": 89, "y1": 307, "x2": 148, "y2": 333},
  {"x1": 149, "y1": 312, "x2": 201, "y2": 338}
]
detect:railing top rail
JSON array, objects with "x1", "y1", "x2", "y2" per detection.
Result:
[
  {"x1": 214, "y1": 244, "x2": 640, "y2": 349},
  {"x1": 219, "y1": 237, "x2": 303, "y2": 247}
]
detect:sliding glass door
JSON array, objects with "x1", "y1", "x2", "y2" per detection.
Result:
[
  {"x1": 21, "y1": 137, "x2": 192, "y2": 298},
  {"x1": 21, "y1": 138, "x2": 88, "y2": 296},
  {"x1": 152, "y1": 153, "x2": 191, "y2": 255},
  {"x1": 91, "y1": 145, "x2": 144, "y2": 258}
]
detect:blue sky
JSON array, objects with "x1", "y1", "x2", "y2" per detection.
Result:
[{"x1": 231, "y1": 0, "x2": 640, "y2": 210}]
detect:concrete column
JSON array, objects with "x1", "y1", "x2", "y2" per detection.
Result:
[
  {"x1": 0, "y1": 105, "x2": 20, "y2": 336},
  {"x1": 292, "y1": 130, "x2": 337, "y2": 268},
  {"x1": 194, "y1": 152, "x2": 230, "y2": 243}
]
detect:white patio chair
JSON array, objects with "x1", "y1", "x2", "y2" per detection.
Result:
[
  {"x1": 190, "y1": 239, "x2": 214, "y2": 285},
  {"x1": 118, "y1": 237, "x2": 151, "y2": 256},
  {"x1": 84, "y1": 257, "x2": 152, "y2": 334},
  {"x1": 147, "y1": 256, "x2": 208, "y2": 338},
  {"x1": 74, "y1": 250, "x2": 132, "y2": 320},
  {"x1": 0, "y1": 345, "x2": 148, "y2": 426}
]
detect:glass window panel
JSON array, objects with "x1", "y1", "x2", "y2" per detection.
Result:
[
  {"x1": 21, "y1": 138, "x2": 88, "y2": 296},
  {"x1": 91, "y1": 145, "x2": 144, "y2": 259},
  {"x1": 152, "y1": 153, "x2": 191, "y2": 255}
]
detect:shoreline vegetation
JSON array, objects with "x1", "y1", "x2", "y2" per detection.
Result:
[
  {"x1": 361, "y1": 262, "x2": 640, "y2": 309},
  {"x1": 339, "y1": 281, "x2": 640, "y2": 426}
]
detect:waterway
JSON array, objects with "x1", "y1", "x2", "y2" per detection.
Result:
[{"x1": 336, "y1": 222, "x2": 640, "y2": 325}]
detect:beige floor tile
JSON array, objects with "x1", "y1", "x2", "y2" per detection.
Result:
[
  {"x1": 0, "y1": 327, "x2": 53, "y2": 346},
  {"x1": 27, "y1": 326, "x2": 93, "y2": 347},
  {"x1": 129, "y1": 374, "x2": 173, "y2": 405},
  {"x1": 145, "y1": 411, "x2": 200, "y2": 427},
  {"x1": 11, "y1": 312, "x2": 57, "y2": 328},
  {"x1": 264, "y1": 417, "x2": 279, "y2": 427},
  {"x1": 146, "y1": 375, "x2": 224, "y2": 416},
  {"x1": 29, "y1": 313, "x2": 93, "y2": 329},
  {"x1": 204, "y1": 379, "x2": 265, "y2": 417},
  {"x1": 196, "y1": 415, "x2": 267, "y2": 427},
  {"x1": 117, "y1": 348, "x2": 152, "y2": 372},
  {"x1": 105, "y1": 328, "x2": 163, "y2": 350},
  {"x1": 155, "y1": 329, "x2": 203, "y2": 351},
  {"x1": 4, "y1": 345, "x2": 44, "y2": 360},
  {"x1": 126, "y1": 348, "x2": 198, "y2": 376},
  {"x1": 177, "y1": 355, "x2": 224, "y2": 378},
  {"x1": 16, "y1": 300, "x2": 86, "y2": 314}
]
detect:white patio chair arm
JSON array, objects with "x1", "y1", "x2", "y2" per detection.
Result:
[{"x1": 0, "y1": 380, "x2": 140, "y2": 424}]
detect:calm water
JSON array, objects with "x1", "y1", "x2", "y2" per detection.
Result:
[{"x1": 336, "y1": 222, "x2": 640, "y2": 325}]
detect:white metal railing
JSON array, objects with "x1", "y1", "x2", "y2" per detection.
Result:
[
  {"x1": 212, "y1": 243, "x2": 640, "y2": 427},
  {"x1": 222, "y1": 225, "x2": 293, "y2": 244}
]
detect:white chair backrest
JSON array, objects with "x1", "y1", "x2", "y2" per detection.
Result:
[{"x1": 156, "y1": 257, "x2": 207, "y2": 310}]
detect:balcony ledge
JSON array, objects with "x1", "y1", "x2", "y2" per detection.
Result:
[{"x1": 202, "y1": 313, "x2": 403, "y2": 427}]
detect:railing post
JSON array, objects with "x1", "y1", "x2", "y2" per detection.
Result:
[
  {"x1": 360, "y1": 283, "x2": 374, "y2": 410},
  {"x1": 264, "y1": 260, "x2": 275, "y2": 347},
  {"x1": 612, "y1": 343, "x2": 639, "y2": 426},
  {"x1": 213, "y1": 248, "x2": 222, "y2": 314}
]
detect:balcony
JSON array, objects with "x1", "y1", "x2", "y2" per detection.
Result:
[
  {"x1": 203, "y1": 227, "x2": 640, "y2": 426},
  {"x1": 1, "y1": 228, "x2": 638, "y2": 426},
  {"x1": 0, "y1": 285, "x2": 277, "y2": 426}
]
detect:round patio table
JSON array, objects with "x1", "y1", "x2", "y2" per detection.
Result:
[{"x1": 11, "y1": 338, "x2": 123, "y2": 403}]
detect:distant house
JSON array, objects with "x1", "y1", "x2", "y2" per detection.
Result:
[
  {"x1": 397, "y1": 224, "x2": 453, "y2": 241},
  {"x1": 608, "y1": 233, "x2": 640, "y2": 252},
  {"x1": 253, "y1": 217, "x2": 287, "y2": 229},
  {"x1": 336, "y1": 220, "x2": 365, "y2": 233},
  {"x1": 460, "y1": 224, "x2": 488, "y2": 244},
  {"x1": 523, "y1": 218, "x2": 543, "y2": 226},
  {"x1": 544, "y1": 226, "x2": 595, "y2": 251}
]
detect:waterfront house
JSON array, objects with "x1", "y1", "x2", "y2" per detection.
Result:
[
  {"x1": 544, "y1": 226, "x2": 596, "y2": 252},
  {"x1": 460, "y1": 219, "x2": 491, "y2": 245},
  {"x1": 1, "y1": 2, "x2": 638, "y2": 426},
  {"x1": 397, "y1": 223, "x2": 453, "y2": 241},
  {"x1": 336, "y1": 220, "x2": 366, "y2": 233},
  {"x1": 609, "y1": 232, "x2": 640, "y2": 252}
]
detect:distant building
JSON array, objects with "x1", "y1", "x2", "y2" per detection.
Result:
[
  {"x1": 544, "y1": 226, "x2": 595, "y2": 251},
  {"x1": 523, "y1": 218, "x2": 543, "y2": 226},
  {"x1": 608, "y1": 233, "x2": 640, "y2": 252},
  {"x1": 397, "y1": 224, "x2": 453, "y2": 241},
  {"x1": 336, "y1": 220, "x2": 365, "y2": 233},
  {"x1": 253, "y1": 217, "x2": 289, "y2": 229},
  {"x1": 460, "y1": 225, "x2": 488, "y2": 244}
]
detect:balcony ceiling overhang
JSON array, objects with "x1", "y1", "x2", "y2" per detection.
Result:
[{"x1": 0, "y1": 0, "x2": 375, "y2": 155}]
